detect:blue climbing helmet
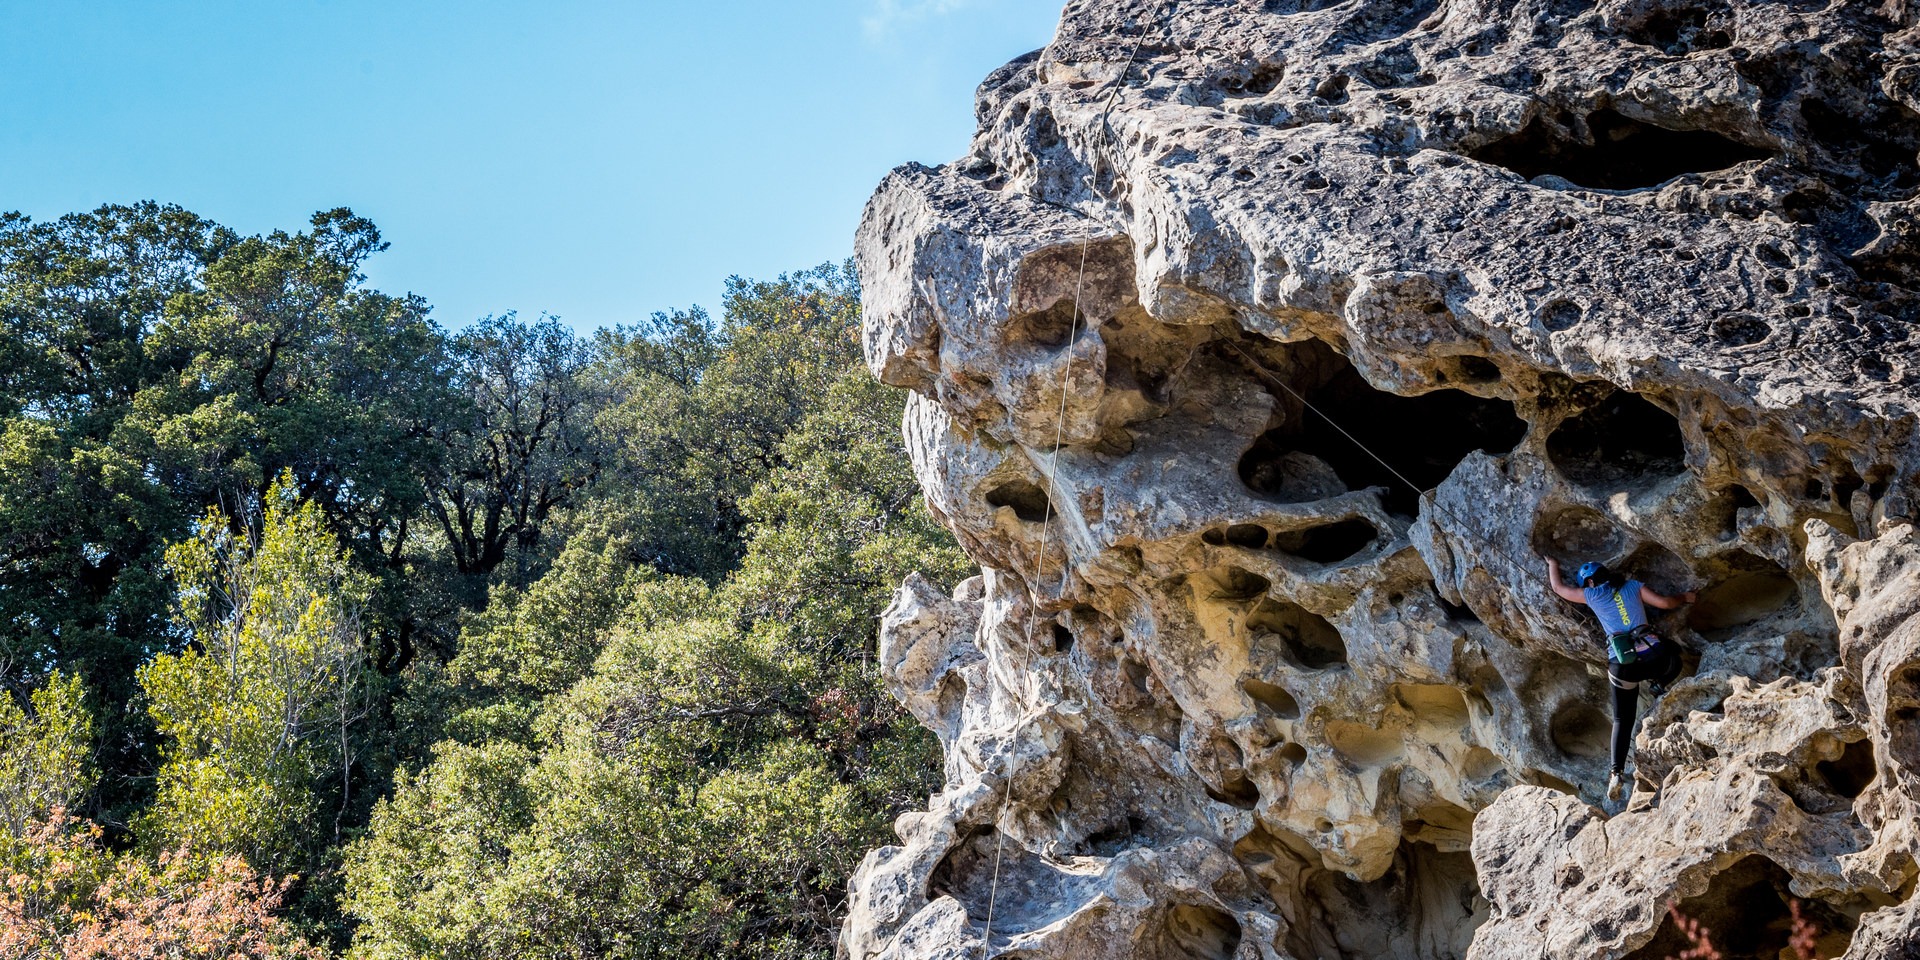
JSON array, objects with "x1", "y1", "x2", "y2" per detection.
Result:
[{"x1": 1576, "y1": 561, "x2": 1607, "y2": 588}]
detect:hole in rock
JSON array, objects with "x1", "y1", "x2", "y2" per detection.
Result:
[
  {"x1": 1540, "y1": 299, "x2": 1584, "y2": 332},
  {"x1": 1279, "y1": 838, "x2": 1488, "y2": 960},
  {"x1": 1220, "y1": 60, "x2": 1285, "y2": 98},
  {"x1": 1328, "y1": 721, "x2": 1405, "y2": 766},
  {"x1": 1546, "y1": 389, "x2": 1687, "y2": 489},
  {"x1": 1249, "y1": 599, "x2": 1348, "y2": 669},
  {"x1": 1816, "y1": 738, "x2": 1877, "y2": 799},
  {"x1": 1237, "y1": 447, "x2": 1350, "y2": 504},
  {"x1": 1688, "y1": 551, "x2": 1798, "y2": 638},
  {"x1": 1196, "y1": 565, "x2": 1273, "y2": 603},
  {"x1": 1804, "y1": 477, "x2": 1827, "y2": 501},
  {"x1": 1237, "y1": 342, "x2": 1526, "y2": 516},
  {"x1": 1204, "y1": 771, "x2": 1261, "y2": 810},
  {"x1": 1394, "y1": 683, "x2": 1471, "y2": 731},
  {"x1": 1051, "y1": 622, "x2": 1075, "y2": 654},
  {"x1": 1225, "y1": 523, "x2": 1270, "y2": 548},
  {"x1": 1469, "y1": 108, "x2": 1771, "y2": 190},
  {"x1": 985, "y1": 480, "x2": 1053, "y2": 523},
  {"x1": 1008, "y1": 297, "x2": 1084, "y2": 350},
  {"x1": 1834, "y1": 469, "x2": 1865, "y2": 508},
  {"x1": 1279, "y1": 742, "x2": 1308, "y2": 765},
  {"x1": 1620, "y1": 541, "x2": 1695, "y2": 597},
  {"x1": 1705, "y1": 484, "x2": 1760, "y2": 540},
  {"x1": 1712, "y1": 313, "x2": 1771, "y2": 346},
  {"x1": 930, "y1": 826, "x2": 1109, "y2": 929},
  {"x1": 1404, "y1": 801, "x2": 1478, "y2": 851},
  {"x1": 1449, "y1": 355, "x2": 1502, "y2": 384},
  {"x1": 1461, "y1": 746, "x2": 1506, "y2": 783},
  {"x1": 1272, "y1": 518, "x2": 1380, "y2": 564},
  {"x1": 1245, "y1": 677, "x2": 1302, "y2": 719},
  {"x1": 1154, "y1": 903, "x2": 1243, "y2": 960},
  {"x1": 1550, "y1": 701, "x2": 1611, "y2": 760},
  {"x1": 1623, "y1": 856, "x2": 1855, "y2": 960},
  {"x1": 1888, "y1": 666, "x2": 1920, "y2": 774},
  {"x1": 1534, "y1": 505, "x2": 1627, "y2": 565},
  {"x1": 1083, "y1": 815, "x2": 1148, "y2": 856},
  {"x1": 1438, "y1": 592, "x2": 1481, "y2": 624},
  {"x1": 1620, "y1": 4, "x2": 1733, "y2": 54}
]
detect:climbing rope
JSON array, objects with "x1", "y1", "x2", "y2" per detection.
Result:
[
  {"x1": 975, "y1": 29, "x2": 1150, "y2": 960},
  {"x1": 1212, "y1": 334, "x2": 1549, "y2": 586}
]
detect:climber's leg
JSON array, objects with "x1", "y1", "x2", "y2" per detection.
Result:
[{"x1": 1609, "y1": 668, "x2": 1639, "y2": 776}]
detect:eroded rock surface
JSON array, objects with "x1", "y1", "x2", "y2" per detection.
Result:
[{"x1": 844, "y1": 2, "x2": 1920, "y2": 957}]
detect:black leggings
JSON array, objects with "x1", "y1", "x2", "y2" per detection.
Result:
[{"x1": 1608, "y1": 644, "x2": 1682, "y2": 774}]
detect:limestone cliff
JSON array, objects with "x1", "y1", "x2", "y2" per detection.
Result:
[{"x1": 843, "y1": 1, "x2": 1920, "y2": 957}]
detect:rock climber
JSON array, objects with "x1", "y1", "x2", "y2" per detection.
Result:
[{"x1": 1543, "y1": 557, "x2": 1697, "y2": 801}]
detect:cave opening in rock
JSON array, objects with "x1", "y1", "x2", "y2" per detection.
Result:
[
  {"x1": 1155, "y1": 903, "x2": 1243, "y2": 960},
  {"x1": 1273, "y1": 518, "x2": 1380, "y2": 564},
  {"x1": 1533, "y1": 504, "x2": 1628, "y2": 566},
  {"x1": 1546, "y1": 389, "x2": 1687, "y2": 489},
  {"x1": 1238, "y1": 343, "x2": 1527, "y2": 516},
  {"x1": 1688, "y1": 551, "x2": 1799, "y2": 639},
  {"x1": 1705, "y1": 483, "x2": 1761, "y2": 540},
  {"x1": 1204, "y1": 771, "x2": 1261, "y2": 810},
  {"x1": 1245, "y1": 677, "x2": 1302, "y2": 719},
  {"x1": 1084, "y1": 814, "x2": 1150, "y2": 856},
  {"x1": 1549, "y1": 700, "x2": 1612, "y2": 761},
  {"x1": 1051, "y1": 622, "x2": 1075, "y2": 654},
  {"x1": 986, "y1": 479, "x2": 1053, "y2": 523},
  {"x1": 1468, "y1": 108, "x2": 1772, "y2": 190},
  {"x1": 1196, "y1": 565, "x2": 1274, "y2": 603},
  {"x1": 1272, "y1": 837, "x2": 1488, "y2": 960},
  {"x1": 1249, "y1": 598, "x2": 1348, "y2": 669},
  {"x1": 1622, "y1": 856, "x2": 1855, "y2": 960},
  {"x1": 1327, "y1": 720, "x2": 1405, "y2": 766},
  {"x1": 1224, "y1": 522, "x2": 1270, "y2": 548},
  {"x1": 1618, "y1": 3, "x2": 1733, "y2": 55},
  {"x1": 1816, "y1": 738, "x2": 1877, "y2": 799},
  {"x1": 1620, "y1": 541, "x2": 1695, "y2": 597}
]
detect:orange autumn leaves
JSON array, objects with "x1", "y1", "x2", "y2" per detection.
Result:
[{"x1": 0, "y1": 810, "x2": 325, "y2": 960}]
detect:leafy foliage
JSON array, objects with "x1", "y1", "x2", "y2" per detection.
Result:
[
  {"x1": 0, "y1": 810, "x2": 328, "y2": 960},
  {"x1": 0, "y1": 200, "x2": 966, "y2": 960},
  {"x1": 0, "y1": 672, "x2": 93, "y2": 837},
  {"x1": 138, "y1": 478, "x2": 374, "y2": 875}
]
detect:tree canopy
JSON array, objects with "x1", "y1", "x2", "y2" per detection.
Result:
[{"x1": 0, "y1": 204, "x2": 965, "y2": 959}]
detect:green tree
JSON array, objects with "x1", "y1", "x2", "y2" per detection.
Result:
[
  {"x1": 426, "y1": 312, "x2": 601, "y2": 588},
  {"x1": 0, "y1": 671, "x2": 93, "y2": 838},
  {"x1": 122, "y1": 209, "x2": 452, "y2": 581},
  {"x1": 347, "y1": 267, "x2": 967, "y2": 958},
  {"x1": 0, "y1": 204, "x2": 231, "y2": 812},
  {"x1": 591, "y1": 263, "x2": 864, "y2": 580},
  {"x1": 137, "y1": 478, "x2": 375, "y2": 876}
]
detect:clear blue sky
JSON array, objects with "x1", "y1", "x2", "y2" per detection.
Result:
[{"x1": 0, "y1": 1, "x2": 1061, "y2": 333}]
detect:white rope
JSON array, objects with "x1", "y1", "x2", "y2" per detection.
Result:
[
  {"x1": 1213, "y1": 335, "x2": 1543, "y2": 582},
  {"x1": 975, "y1": 31, "x2": 1148, "y2": 960}
]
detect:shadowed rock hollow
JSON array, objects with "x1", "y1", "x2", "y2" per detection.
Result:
[{"x1": 844, "y1": 2, "x2": 1920, "y2": 958}]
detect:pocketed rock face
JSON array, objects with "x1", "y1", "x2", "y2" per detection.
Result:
[{"x1": 844, "y1": 2, "x2": 1920, "y2": 958}]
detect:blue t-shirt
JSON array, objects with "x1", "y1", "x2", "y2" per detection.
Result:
[{"x1": 1583, "y1": 580, "x2": 1647, "y2": 636}]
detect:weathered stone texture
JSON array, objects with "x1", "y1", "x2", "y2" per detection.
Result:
[{"x1": 845, "y1": 1, "x2": 1920, "y2": 957}]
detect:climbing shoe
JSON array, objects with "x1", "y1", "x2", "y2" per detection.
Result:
[{"x1": 1607, "y1": 772, "x2": 1625, "y2": 801}]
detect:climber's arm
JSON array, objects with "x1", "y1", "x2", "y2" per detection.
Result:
[
  {"x1": 1641, "y1": 584, "x2": 1698, "y2": 610},
  {"x1": 1543, "y1": 557, "x2": 1588, "y2": 603}
]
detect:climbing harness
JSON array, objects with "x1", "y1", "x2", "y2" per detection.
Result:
[{"x1": 975, "y1": 29, "x2": 1150, "y2": 960}]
